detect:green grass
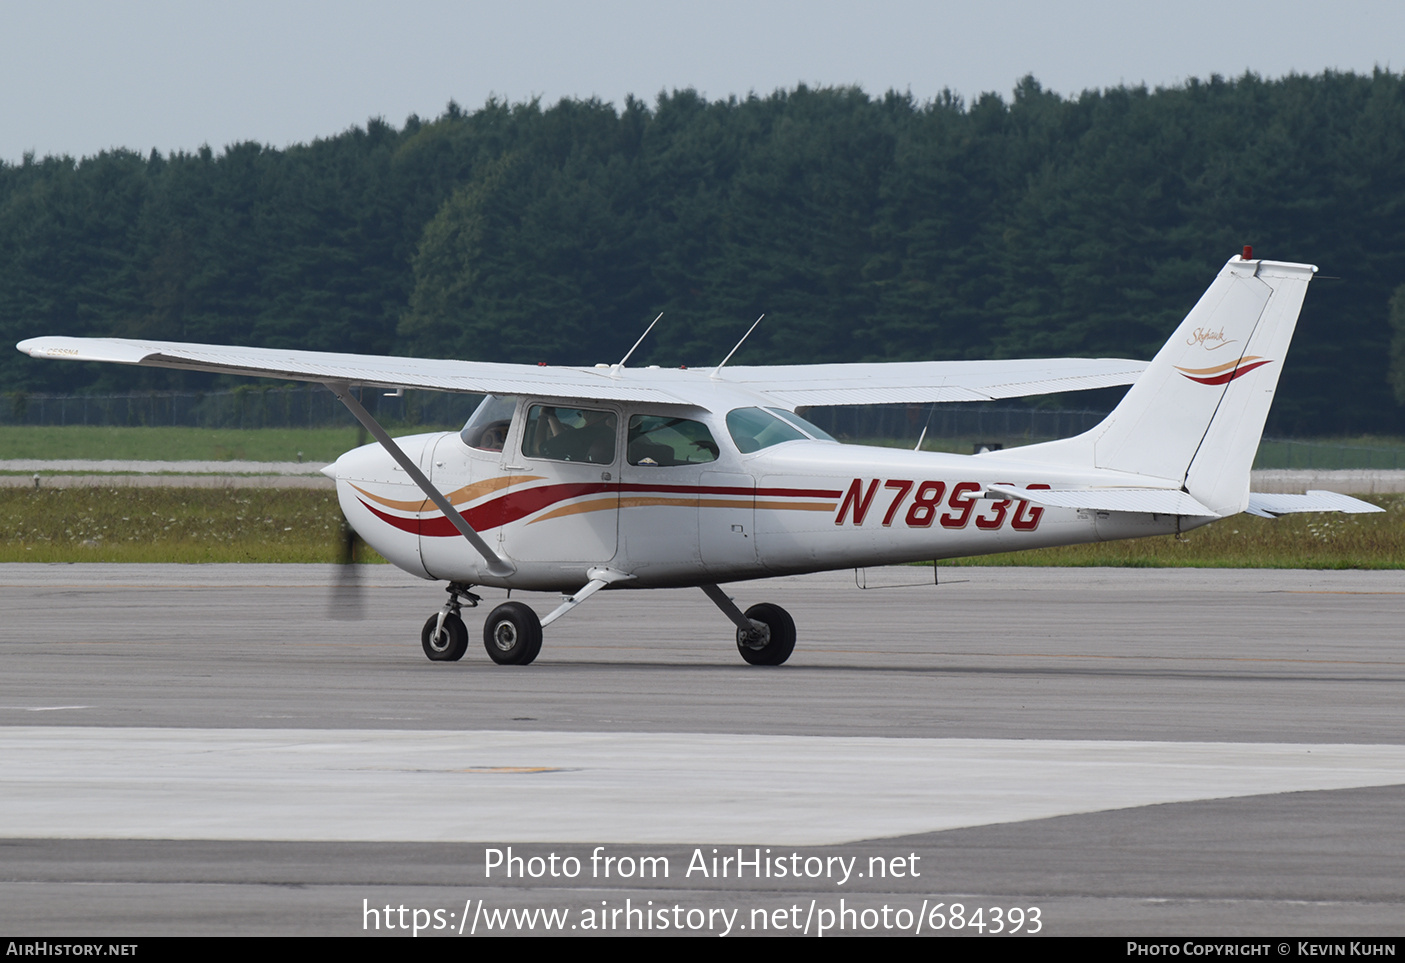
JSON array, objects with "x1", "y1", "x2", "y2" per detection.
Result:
[
  {"x1": 1, "y1": 489, "x2": 1399, "y2": 567},
  {"x1": 0, "y1": 425, "x2": 438, "y2": 462},
  {"x1": 0, "y1": 488, "x2": 385, "y2": 563}
]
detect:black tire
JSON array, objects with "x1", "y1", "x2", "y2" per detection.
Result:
[
  {"x1": 421, "y1": 613, "x2": 468, "y2": 662},
  {"x1": 483, "y1": 602, "x2": 543, "y2": 665},
  {"x1": 736, "y1": 602, "x2": 796, "y2": 666}
]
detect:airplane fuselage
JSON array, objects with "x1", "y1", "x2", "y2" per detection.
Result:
[{"x1": 328, "y1": 396, "x2": 1200, "y2": 592}]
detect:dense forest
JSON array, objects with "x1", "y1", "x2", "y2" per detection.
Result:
[{"x1": 3, "y1": 71, "x2": 1405, "y2": 435}]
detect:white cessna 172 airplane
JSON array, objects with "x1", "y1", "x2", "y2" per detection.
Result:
[{"x1": 18, "y1": 251, "x2": 1380, "y2": 666}]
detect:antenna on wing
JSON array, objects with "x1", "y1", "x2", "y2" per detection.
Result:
[
  {"x1": 913, "y1": 403, "x2": 937, "y2": 452},
  {"x1": 711, "y1": 314, "x2": 764, "y2": 379},
  {"x1": 615, "y1": 312, "x2": 664, "y2": 371}
]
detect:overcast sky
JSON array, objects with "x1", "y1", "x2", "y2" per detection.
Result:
[{"x1": 2, "y1": 0, "x2": 1400, "y2": 164}]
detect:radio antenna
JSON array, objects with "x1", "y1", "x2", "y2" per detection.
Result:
[
  {"x1": 914, "y1": 403, "x2": 937, "y2": 451},
  {"x1": 616, "y1": 312, "x2": 664, "y2": 369},
  {"x1": 711, "y1": 314, "x2": 764, "y2": 379}
]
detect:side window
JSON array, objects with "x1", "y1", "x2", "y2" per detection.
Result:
[
  {"x1": 460, "y1": 395, "x2": 517, "y2": 452},
  {"x1": 627, "y1": 415, "x2": 719, "y2": 466},
  {"x1": 521, "y1": 405, "x2": 618, "y2": 464}
]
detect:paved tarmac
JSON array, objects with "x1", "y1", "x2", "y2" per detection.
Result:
[{"x1": 1, "y1": 564, "x2": 1402, "y2": 937}]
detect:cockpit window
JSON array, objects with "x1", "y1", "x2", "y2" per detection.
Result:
[
  {"x1": 460, "y1": 395, "x2": 517, "y2": 451},
  {"x1": 725, "y1": 407, "x2": 808, "y2": 453},
  {"x1": 521, "y1": 405, "x2": 618, "y2": 464},
  {"x1": 628, "y1": 415, "x2": 719, "y2": 466}
]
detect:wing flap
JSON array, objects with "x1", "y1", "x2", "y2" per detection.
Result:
[{"x1": 723, "y1": 358, "x2": 1148, "y2": 407}]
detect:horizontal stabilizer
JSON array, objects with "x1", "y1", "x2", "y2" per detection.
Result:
[
  {"x1": 1244, "y1": 491, "x2": 1384, "y2": 518},
  {"x1": 985, "y1": 484, "x2": 1219, "y2": 517}
]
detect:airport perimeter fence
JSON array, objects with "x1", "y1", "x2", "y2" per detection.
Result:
[
  {"x1": 0, "y1": 388, "x2": 1114, "y2": 442},
  {"x1": 3, "y1": 388, "x2": 1403, "y2": 469},
  {"x1": 803, "y1": 403, "x2": 1108, "y2": 449},
  {"x1": 1, "y1": 386, "x2": 470, "y2": 431},
  {"x1": 804, "y1": 406, "x2": 1405, "y2": 468}
]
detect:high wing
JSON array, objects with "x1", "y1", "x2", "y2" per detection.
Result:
[
  {"x1": 17, "y1": 337, "x2": 680, "y2": 403},
  {"x1": 16, "y1": 336, "x2": 1147, "y2": 407}
]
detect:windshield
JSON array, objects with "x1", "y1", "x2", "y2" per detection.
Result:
[{"x1": 460, "y1": 395, "x2": 517, "y2": 451}]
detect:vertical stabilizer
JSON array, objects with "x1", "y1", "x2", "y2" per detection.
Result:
[
  {"x1": 1181, "y1": 259, "x2": 1315, "y2": 514},
  {"x1": 999, "y1": 255, "x2": 1316, "y2": 515}
]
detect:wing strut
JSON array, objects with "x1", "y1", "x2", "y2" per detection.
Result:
[{"x1": 327, "y1": 382, "x2": 515, "y2": 578}]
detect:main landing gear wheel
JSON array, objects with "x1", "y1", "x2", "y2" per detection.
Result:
[
  {"x1": 483, "y1": 602, "x2": 543, "y2": 666},
  {"x1": 421, "y1": 613, "x2": 468, "y2": 662},
  {"x1": 736, "y1": 602, "x2": 795, "y2": 666}
]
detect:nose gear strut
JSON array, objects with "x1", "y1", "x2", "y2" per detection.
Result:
[{"x1": 434, "y1": 582, "x2": 481, "y2": 639}]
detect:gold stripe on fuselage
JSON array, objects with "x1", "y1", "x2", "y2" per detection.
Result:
[{"x1": 350, "y1": 475, "x2": 544, "y2": 513}]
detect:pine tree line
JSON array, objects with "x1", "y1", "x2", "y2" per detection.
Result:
[{"x1": 4, "y1": 71, "x2": 1404, "y2": 434}]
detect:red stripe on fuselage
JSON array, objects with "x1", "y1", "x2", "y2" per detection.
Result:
[{"x1": 356, "y1": 480, "x2": 843, "y2": 537}]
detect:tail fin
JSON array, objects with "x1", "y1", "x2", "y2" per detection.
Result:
[{"x1": 999, "y1": 254, "x2": 1316, "y2": 516}]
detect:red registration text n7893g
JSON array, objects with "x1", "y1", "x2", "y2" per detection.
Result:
[{"x1": 834, "y1": 479, "x2": 1050, "y2": 531}]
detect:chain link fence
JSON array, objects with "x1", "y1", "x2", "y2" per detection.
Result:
[
  {"x1": 801, "y1": 403, "x2": 1108, "y2": 449},
  {"x1": 2, "y1": 386, "x2": 471, "y2": 430},
  {"x1": 4, "y1": 390, "x2": 1403, "y2": 469}
]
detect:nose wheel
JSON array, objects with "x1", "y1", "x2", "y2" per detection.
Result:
[
  {"x1": 421, "y1": 582, "x2": 480, "y2": 663},
  {"x1": 421, "y1": 613, "x2": 468, "y2": 661}
]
